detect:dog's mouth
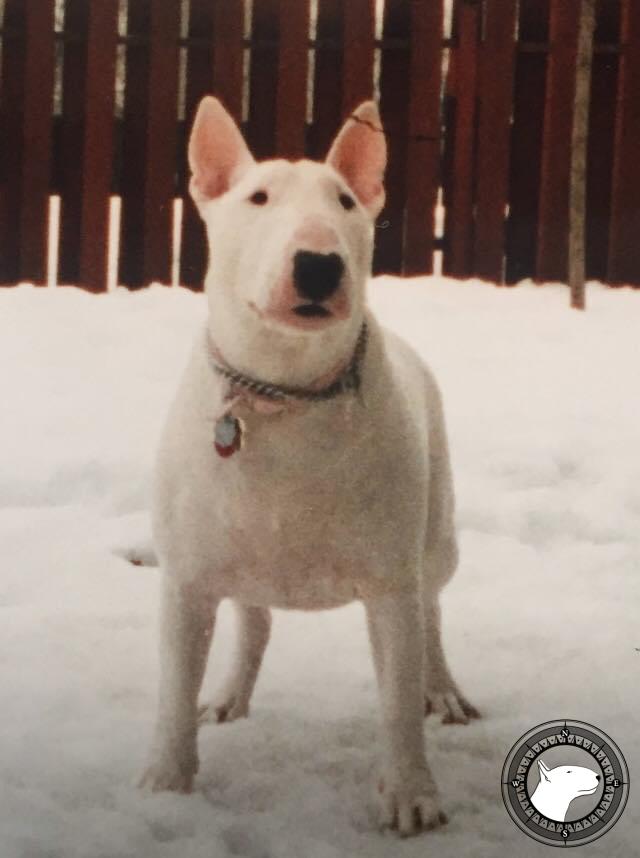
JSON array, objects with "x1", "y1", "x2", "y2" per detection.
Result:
[{"x1": 293, "y1": 303, "x2": 332, "y2": 319}]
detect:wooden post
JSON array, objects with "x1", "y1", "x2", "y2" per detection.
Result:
[{"x1": 569, "y1": 0, "x2": 596, "y2": 310}]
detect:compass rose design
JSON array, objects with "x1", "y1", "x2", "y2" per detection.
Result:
[{"x1": 502, "y1": 719, "x2": 629, "y2": 847}]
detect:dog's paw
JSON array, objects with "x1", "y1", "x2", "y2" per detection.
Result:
[
  {"x1": 424, "y1": 685, "x2": 480, "y2": 725},
  {"x1": 137, "y1": 753, "x2": 197, "y2": 794},
  {"x1": 198, "y1": 694, "x2": 249, "y2": 724},
  {"x1": 376, "y1": 766, "x2": 447, "y2": 837}
]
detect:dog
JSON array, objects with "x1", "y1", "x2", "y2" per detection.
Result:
[
  {"x1": 531, "y1": 759, "x2": 601, "y2": 822},
  {"x1": 138, "y1": 95, "x2": 478, "y2": 837}
]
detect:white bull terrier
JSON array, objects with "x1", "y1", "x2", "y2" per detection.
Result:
[
  {"x1": 531, "y1": 759, "x2": 601, "y2": 822},
  {"x1": 139, "y1": 95, "x2": 478, "y2": 837}
]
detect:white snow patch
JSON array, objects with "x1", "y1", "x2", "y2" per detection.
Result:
[{"x1": 1, "y1": 276, "x2": 638, "y2": 857}]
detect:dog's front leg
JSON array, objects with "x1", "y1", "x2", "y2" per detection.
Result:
[
  {"x1": 139, "y1": 573, "x2": 217, "y2": 793},
  {"x1": 365, "y1": 586, "x2": 446, "y2": 837}
]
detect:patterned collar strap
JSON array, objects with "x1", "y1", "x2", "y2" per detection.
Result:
[{"x1": 206, "y1": 321, "x2": 368, "y2": 403}]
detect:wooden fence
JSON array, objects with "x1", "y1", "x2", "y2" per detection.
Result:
[{"x1": 1, "y1": 0, "x2": 640, "y2": 291}]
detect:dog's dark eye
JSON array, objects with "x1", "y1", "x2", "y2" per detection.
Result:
[
  {"x1": 339, "y1": 192, "x2": 356, "y2": 211},
  {"x1": 249, "y1": 190, "x2": 268, "y2": 205}
]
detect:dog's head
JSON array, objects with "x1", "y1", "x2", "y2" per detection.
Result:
[
  {"x1": 188, "y1": 96, "x2": 386, "y2": 340},
  {"x1": 537, "y1": 759, "x2": 601, "y2": 799}
]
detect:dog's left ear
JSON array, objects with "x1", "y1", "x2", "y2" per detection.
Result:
[
  {"x1": 538, "y1": 759, "x2": 552, "y2": 782},
  {"x1": 326, "y1": 101, "x2": 386, "y2": 217},
  {"x1": 188, "y1": 96, "x2": 255, "y2": 209}
]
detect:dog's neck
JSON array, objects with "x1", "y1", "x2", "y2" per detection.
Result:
[
  {"x1": 531, "y1": 782, "x2": 573, "y2": 822},
  {"x1": 206, "y1": 299, "x2": 366, "y2": 390}
]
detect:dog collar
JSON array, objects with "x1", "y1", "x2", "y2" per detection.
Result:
[
  {"x1": 206, "y1": 321, "x2": 368, "y2": 403},
  {"x1": 207, "y1": 322, "x2": 367, "y2": 458}
]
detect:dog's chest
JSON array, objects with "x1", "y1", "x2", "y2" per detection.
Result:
[
  {"x1": 185, "y1": 397, "x2": 423, "y2": 608},
  {"x1": 154, "y1": 327, "x2": 430, "y2": 609}
]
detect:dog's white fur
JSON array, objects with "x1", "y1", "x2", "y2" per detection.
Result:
[
  {"x1": 139, "y1": 96, "x2": 477, "y2": 836},
  {"x1": 531, "y1": 759, "x2": 600, "y2": 822}
]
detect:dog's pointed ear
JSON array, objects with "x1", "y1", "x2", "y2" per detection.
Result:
[
  {"x1": 326, "y1": 101, "x2": 386, "y2": 216},
  {"x1": 538, "y1": 759, "x2": 552, "y2": 782},
  {"x1": 188, "y1": 96, "x2": 255, "y2": 208}
]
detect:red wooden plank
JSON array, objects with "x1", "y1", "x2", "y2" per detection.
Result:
[
  {"x1": 179, "y1": 0, "x2": 216, "y2": 289},
  {"x1": 443, "y1": 0, "x2": 480, "y2": 278},
  {"x1": 342, "y1": 0, "x2": 374, "y2": 114},
  {"x1": 608, "y1": 0, "x2": 640, "y2": 284},
  {"x1": 536, "y1": 0, "x2": 581, "y2": 283},
  {"x1": 119, "y1": 0, "x2": 153, "y2": 287},
  {"x1": 179, "y1": 0, "x2": 243, "y2": 289},
  {"x1": 58, "y1": 0, "x2": 88, "y2": 285},
  {"x1": 473, "y1": 0, "x2": 518, "y2": 283},
  {"x1": 311, "y1": 0, "x2": 343, "y2": 159},
  {"x1": 0, "y1": 0, "x2": 27, "y2": 282},
  {"x1": 505, "y1": 0, "x2": 549, "y2": 283},
  {"x1": 120, "y1": 0, "x2": 180, "y2": 288},
  {"x1": 275, "y1": 0, "x2": 310, "y2": 158},
  {"x1": 374, "y1": 0, "x2": 411, "y2": 274},
  {"x1": 212, "y1": 0, "x2": 244, "y2": 123},
  {"x1": 19, "y1": 0, "x2": 56, "y2": 283},
  {"x1": 403, "y1": 0, "x2": 443, "y2": 275},
  {"x1": 142, "y1": 0, "x2": 180, "y2": 286},
  {"x1": 585, "y1": 0, "x2": 620, "y2": 281},
  {"x1": 78, "y1": 0, "x2": 119, "y2": 292},
  {"x1": 247, "y1": 0, "x2": 279, "y2": 158},
  {"x1": 0, "y1": 0, "x2": 55, "y2": 283}
]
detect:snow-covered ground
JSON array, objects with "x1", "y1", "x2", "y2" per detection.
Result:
[{"x1": 1, "y1": 277, "x2": 638, "y2": 857}]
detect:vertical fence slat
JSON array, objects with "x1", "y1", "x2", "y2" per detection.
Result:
[
  {"x1": 119, "y1": 0, "x2": 152, "y2": 287},
  {"x1": 58, "y1": 0, "x2": 88, "y2": 285},
  {"x1": 0, "y1": 0, "x2": 26, "y2": 282},
  {"x1": 78, "y1": 0, "x2": 119, "y2": 292},
  {"x1": 120, "y1": 0, "x2": 180, "y2": 288},
  {"x1": 474, "y1": 0, "x2": 517, "y2": 283},
  {"x1": 536, "y1": 0, "x2": 581, "y2": 282},
  {"x1": 180, "y1": 0, "x2": 215, "y2": 289},
  {"x1": 342, "y1": 0, "x2": 374, "y2": 114},
  {"x1": 142, "y1": 0, "x2": 180, "y2": 285},
  {"x1": 505, "y1": 0, "x2": 549, "y2": 283},
  {"x1": 403, "y1": 0, "x2": 443, "y2": 275},
  {"x1": 608, "y1": 0, "x2": 640, "y2": 284},
  {"x1": 311, "y1": 0, "x2": 343, "y2": 159},
  {"x1": 443, "y1": 0, "x2": 480, "y2": 278},
  {"x1": 212, "y1": 0, "x2": 244, "y2": 122},
  {"x1": 0, "y1": 0, "x2": 55, "y2": 284},
  {"x1": 275, "y1": 0, "x2": 309, "y2": 158},
  {"x1": 375, "y1": 0, "x2": 411, "y2": 274},
  {"x1": 19, "y1": 0, "x2": 56, "y2": 284},
  {"x1": 585, "y1": 0, "x2": 620, "y2": 281},
  {"x1": 248, "y1": 0, "x2": 279, "y2": 158}
]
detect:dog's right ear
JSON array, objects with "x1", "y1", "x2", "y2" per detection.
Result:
[
  {"x1": 188, "y1": 96, "x2": 255, "y2": 208},
  {"x1": 538, "y1": 759, "x2": 551, "y2": 782}
]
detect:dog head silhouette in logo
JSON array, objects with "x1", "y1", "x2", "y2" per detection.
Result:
[{"x1": 531, "y1": 758, "x2": 601, "y2": 822}]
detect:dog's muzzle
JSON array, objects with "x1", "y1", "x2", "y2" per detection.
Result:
[{"x1": 292, "y1": 251, "x2": 344, "y2": 315}]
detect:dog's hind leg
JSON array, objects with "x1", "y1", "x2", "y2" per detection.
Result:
[
  {"x1": 422, "y1": 581, "x2": 480, "y2": 725},
  {"x1": 199, "y1": 601, "x2": 272, "y2": 724},
  {"x1": 422, "y1": 372, "x2": 480, "y2": 725}
]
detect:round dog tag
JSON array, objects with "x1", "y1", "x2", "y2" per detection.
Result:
[{"x1": 214, "y1": 414, "x2": 242, "y2": 457}]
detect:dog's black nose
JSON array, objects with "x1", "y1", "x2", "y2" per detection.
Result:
[
  {"x1": 293, "y1": 251, "x2": 344, "y2": 303},
  {"x1": 596, "y1": 775, "x2": 601, "y2": 782}
]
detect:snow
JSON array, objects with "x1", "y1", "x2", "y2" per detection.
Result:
[{"x1": 1, "y1": 276, "x2": 638, "y2": 857}]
